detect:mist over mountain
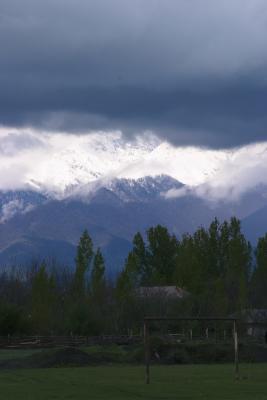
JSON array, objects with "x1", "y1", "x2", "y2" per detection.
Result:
[
  {"x1": 0, "y1": 130, "x2": 228, "y2": 194},
  {"x1": 0, "y1": 174, "x2": 267, "y2": 275},
  {"x1": 1, "y1": 132, "x2": 267, "y2": 274}
]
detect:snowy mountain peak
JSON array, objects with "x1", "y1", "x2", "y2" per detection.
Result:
[
  {"x1": 3, "y1": 130, "x2": 267, "y2": 205},
  {"x1": 104, "y1": 175, "x2": 184, "y2": 203},
  {"x1": 0, "y1": 130, "x2": 227, "y2": 197},
  {"x1": 66, "y1": 175, "x2": 184, "y2": 204}
]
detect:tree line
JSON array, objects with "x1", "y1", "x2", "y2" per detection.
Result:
[{"x1": 0, "y1": 217, "x2": 266, "y2": 336}]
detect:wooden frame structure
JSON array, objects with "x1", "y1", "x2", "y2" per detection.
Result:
[{"x1": 144, "y1": 317, "x2": 239, "y2": 384}]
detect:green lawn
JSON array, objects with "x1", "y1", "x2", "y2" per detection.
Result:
[
  {"x1": 0, "y1": 364, "x2": 267, "y2": 400},
  {"x1": 0, "y1": 349, "x2": 43, "y2": 361}
]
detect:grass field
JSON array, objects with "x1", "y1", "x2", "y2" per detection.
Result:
[
  {"x1": 0, "y1": 349, "x2": 43, "y2": 361},
  {"x1": 0, "y1": 363, "x2": 267, "y2": 400}
]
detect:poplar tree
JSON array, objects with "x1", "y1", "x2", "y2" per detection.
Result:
[
  {"x1": 250, "y1": 234, "x2": 267, "y2": 307},
  {"x1": 146, "y1": 225, "x2": 178, "y2": 285},
  {"x1": 73, "y1": 230, "x2": 94, "y2": 299},
  {"x1": 31, "y1": 263, "x2": 57, "y2": 333},
  {"x1": 91, "y1": 248, "x2": 106, "y2": 297}
]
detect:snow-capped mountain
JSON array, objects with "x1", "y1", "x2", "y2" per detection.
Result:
[
  {"x1": 0, "y1": 175, "x2": 183, "y2": 223},
  {"x1": 0, "y1": 174, "x2": 225, "y2": 273},
  {"x1": 0, "y1": 129, "x2": 229, "y2": 197},
  {"x1": 2, "y1": 129, "x2": 267, "y2": 204},
  {"x1": 68, "y1": 175, "x2": 184, "y2": 203},
  {"x1": 0, "y1": 172, "x2": 267, "y2": 274},
  {"x1": 0, "y1": 175, "x2": 186, "y2": 267},
  {"x1": 106, "y1": 175, "x2": 184, "y2": 203},
  {"x1": 1, "y1": 130, "x2": 267, "y2": 273}
]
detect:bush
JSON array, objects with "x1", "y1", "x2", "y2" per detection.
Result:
[{"x1": 0, "y1": 303, "x2": 29, "y2": 335}]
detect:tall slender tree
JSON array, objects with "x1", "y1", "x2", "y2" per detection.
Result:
[
  {"x1": 250, "y1": 234, "x2": 267, "y2": 307},
  {"x1": 146, "y1": 225, "x2": 178, "y2": 285},
  {"x1": 73, "y1": 230, "x2": 94, "y2": 299},
  {"x1": 91, "y1": 248, "x2": 106, "y2": 297},
  {"x1": 223, "y1": 217, "x2": 251, "y2": 312},
  {"x1": 31, "y1": 263, "x2": 57, "y2": 333}
]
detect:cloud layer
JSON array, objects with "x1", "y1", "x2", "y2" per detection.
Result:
[
  {"x1": 1, "y1": 0, "x2": 267, "y2": 146},
  {"x1": 165, "y1": 142, "x2": 267, "y2": 202},
  {"x1": 1, "y1": 129, "x2": 267, "y2": 205}
]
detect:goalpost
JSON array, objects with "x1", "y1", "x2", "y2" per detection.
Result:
[{"x1": 143, "y1": 317, "x2": 239, "y2": 384}]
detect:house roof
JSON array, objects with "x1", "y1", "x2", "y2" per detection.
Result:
[
  {"x1": 136, "y1": 286, "x2": 187, "y2": 299},
  {"x1": 231, "y1": 309, "x2": 267, "y2": 323},
  {"x1": 244, "y1": 309, "x2": 267, "y2": 323}
]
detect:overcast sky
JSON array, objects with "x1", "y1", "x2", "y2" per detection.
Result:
[{"x1": 1, "y1": 0, "x2": 267, "y2": 147}]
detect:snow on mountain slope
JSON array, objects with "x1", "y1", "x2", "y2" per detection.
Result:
[
  {"x1": 27, "y1": 132, "x2": 161, "y2": 195},
  {"x1": 106, "y1": 175, "x2": 183, "y2": 203},
  {"x1": 0, "y1": 129, "x2": 229, "y2": 197},
  {"x1": 0, "y1": 190, "x2": 47, "y2": 223},
  {"x1": 68, "y1": 175, "x2": 184, "y2": 203},
  {"x1": 2, "y1": 129, "x2": 267, "y2": 204}
]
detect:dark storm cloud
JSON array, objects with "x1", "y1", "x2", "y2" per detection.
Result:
[{"x1": 1, "y1": 0, "x2": 267, "y2": 147}]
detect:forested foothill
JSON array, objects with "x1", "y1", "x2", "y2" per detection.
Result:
[{"x1": 0, "y1": 217, "x2": 266, "y2": 337}]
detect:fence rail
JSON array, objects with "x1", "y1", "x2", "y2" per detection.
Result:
[{"x1": 0, "y1": 335, "x2": 142, "y2": 349}]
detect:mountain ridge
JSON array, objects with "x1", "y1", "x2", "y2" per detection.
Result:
[{"x1": 1, "y1": 174, "x2": 267, "y2": 275}]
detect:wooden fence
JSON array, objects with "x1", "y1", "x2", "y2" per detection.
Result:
[{"x1": 0, "y1": 335, "x2": 142, "y2": 349}]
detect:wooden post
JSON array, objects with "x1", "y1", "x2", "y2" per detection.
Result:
[
  {"x1": 206, "y1": 327, "x2": 209, "y2": 340},
  {"x1": 143, "y1": 317, "x2": 239, "y2": 384},
  {"x1": 233, "y1": 320, "x2": 239, "y2": 380},
  {"x1": 144, "y1": 320, "x2": 150, "y2": 384}
]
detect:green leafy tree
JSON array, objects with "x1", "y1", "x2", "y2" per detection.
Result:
[
  {"x1": 0, "y1": 302, "x2": 28, "y2": 335},
  {"x1": 222, "y1": 217, "x2": 251, "y2": 312},
  {"x1": 73, "y1": 230, "x2": 94, "y2": 299},
  {"x1": 173, "y1": 217, "x2": 251, "y2": 315},
  {"x1": 146, "y1": 225, "x2": 178, "y2": 285},
  {"x1": 115, "y1": 263, "x2": 137, "y2": 333},
  {"x1": 31, "y1": 263, "x2": 57, "y2": 333},
  {"x1": 116, "y1": 252, "x2": 138, "y2": 299},
  {"x1": 132, "y1": 232, "x2": 150, "y2": 284},
  {"x1": 250, "y1": 234, "x2": 267, "y2": 307},
  {"x1": 120, "y1": 232, "x2": 149, "y2": 287},
  {"x1": 91, "y1": 248, "x2": 106, "y2": 297}
]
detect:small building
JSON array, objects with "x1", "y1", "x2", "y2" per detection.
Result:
[
  {"x1": 136, "y1": 286, "x2": 188, "y2": 299},
  {"x1": 235, "y1": 309, "x2": 267, "y2": 339},
  {"x1": 135, "y1": 286, "x2": 189, "y2": 320}
]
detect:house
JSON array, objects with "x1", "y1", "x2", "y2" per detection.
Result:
[
  {"x1": 136, "y1": 286, "x2": 188, "y2": 299},
  {"x1": 235, "y1": 309, "x2": 267, "y2": 339}
]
